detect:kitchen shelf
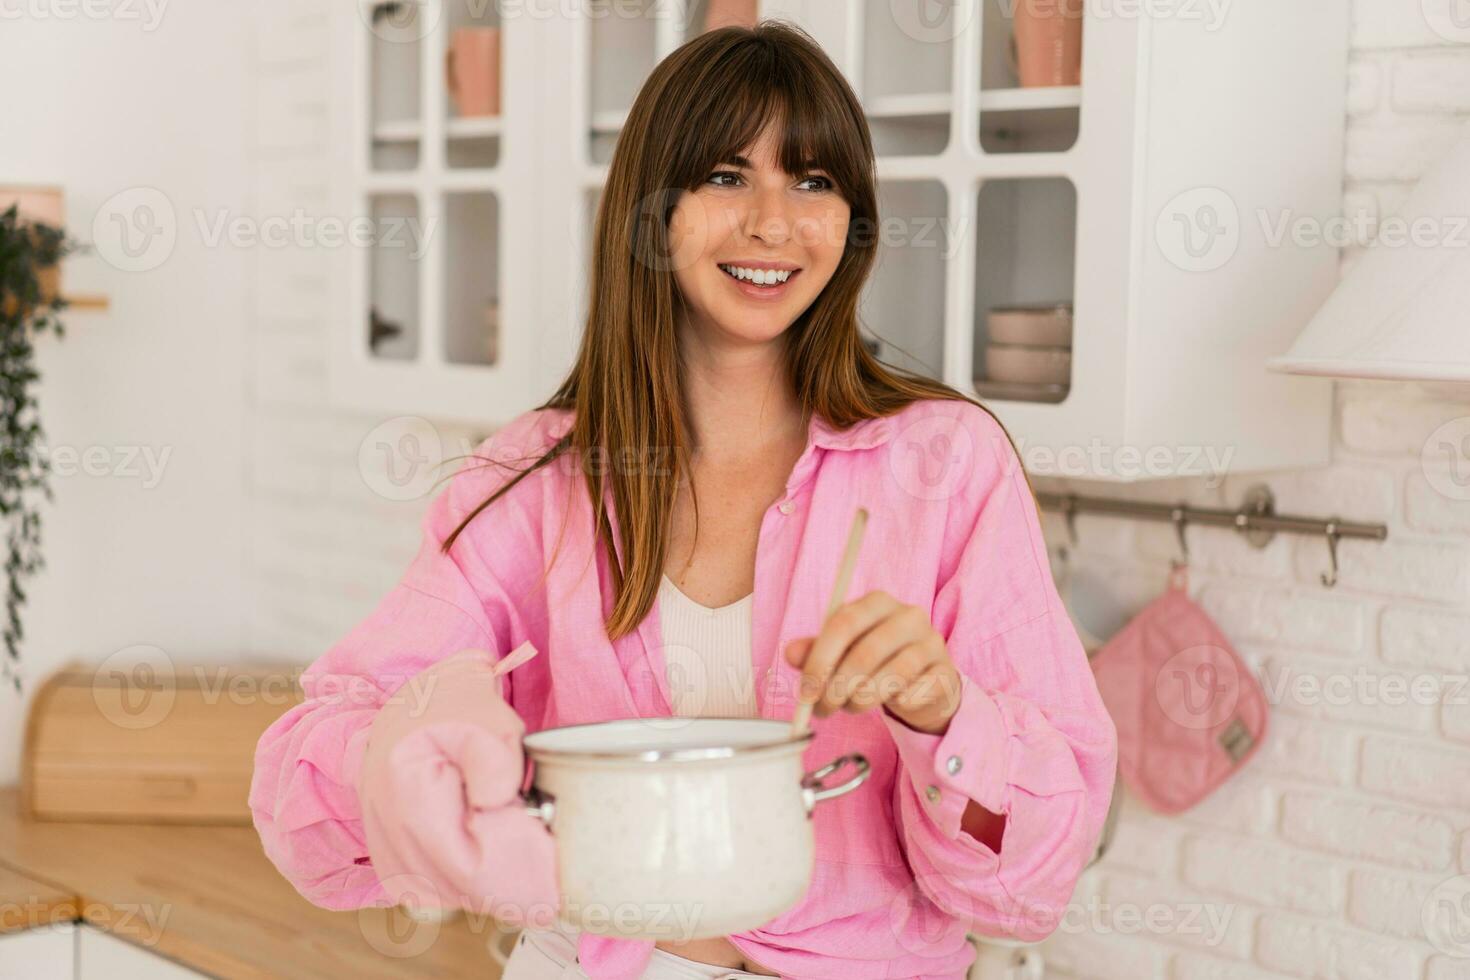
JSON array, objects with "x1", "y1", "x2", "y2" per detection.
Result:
[
  {"x1": 862, "y1": 88, "x2": 1082, "y2": 119},
  {"x1": 373, "y1": 117, "x2": 504, "y2": 142},
  {"x1": 328, "y1": 0, "x2": 539, "y2": 423},
  {"x1": 973, "y1": 177, "x2": 1077, "y2": 398},
  {"x1": 328, "y1": 0, "x2": 1348, "y2": 479},
  {"x1": 979, "y1": 86, "x2": 1081, "y2": 112},
  {"x1": 865, "y1": 93, "x2": 950, "y2": 119}
]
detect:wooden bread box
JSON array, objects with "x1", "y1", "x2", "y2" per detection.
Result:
[{"x1": 22, "y1": 658, "x2": 304, "y2": 823}]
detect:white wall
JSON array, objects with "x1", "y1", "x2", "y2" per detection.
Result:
[{"x1": 0, "y1": 4, "x2": 252, "y2": 784}]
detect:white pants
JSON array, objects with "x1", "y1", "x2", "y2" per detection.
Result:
[{"x1": 499, "y1": 919, "x2": 775, "y2": 980}]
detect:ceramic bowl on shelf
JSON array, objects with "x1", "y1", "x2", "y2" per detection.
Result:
[
  {"x1": 517, "y1": 717, "x2": 870, "y2": 941},
  {"x1": 984, "y1": 342, "x2": 1072, "y2": 385},
  {"x1": 973, "y1": 378, "x2": 1070, "y2": 404},
  {"x1": 987, "y1": 303, "x2": 1074, "y2": 347}
]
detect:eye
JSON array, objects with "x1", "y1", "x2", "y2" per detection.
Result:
[
  {"x1": 797, "y1": 174, "x2": 834, "y2": 192},
  {"x1": 705, "y1": 170, "x2": 743, "y2": 188}
]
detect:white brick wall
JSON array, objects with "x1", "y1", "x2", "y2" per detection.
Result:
[{"x1": 245, "y1": 2, "x2": 1470, "y2": 977}]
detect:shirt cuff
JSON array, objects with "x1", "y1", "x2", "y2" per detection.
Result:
[{"x1": 881, "y1": 672, "x2": 1009, "y2": 840}]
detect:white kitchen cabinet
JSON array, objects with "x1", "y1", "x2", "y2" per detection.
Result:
[
  {"x1": 0, "y1": 922, "x2": 74, "y2": 980},
  {"x1": 766, "y1": 0, "x2": 1349, "y2": 478},
  {"x1": 0, "y1": 922, "x2": 206, "y2": 980},
  {"x1": 328, "y1": 0, "x2": 1349, "y2": 479},
  {"x1": 76, "y1": 924, "x2": 207, "y2": 980},
  {"x1": 327, "y1": 0, "x2": 547, "y2": 425}
]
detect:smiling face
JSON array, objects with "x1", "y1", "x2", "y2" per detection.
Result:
[{"x1": 666, "y1": 122, "x2": 852, "y2": 348}]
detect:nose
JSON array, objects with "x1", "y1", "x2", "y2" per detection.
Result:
[{"x1": 741, "y1": 184, "x2": 791, "y2": 247}]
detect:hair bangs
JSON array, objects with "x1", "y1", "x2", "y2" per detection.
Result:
[{"x1": 668, "y1": 34, "x2": 868, "y2": 205}]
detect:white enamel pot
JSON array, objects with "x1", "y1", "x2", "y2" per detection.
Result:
[{"x1": 518, "y1": 716, "x2": 870, "y2": 941}]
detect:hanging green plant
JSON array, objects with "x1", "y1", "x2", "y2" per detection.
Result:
[{"x1": 0, "y1": 203, "x2": 75, "y2": 694}]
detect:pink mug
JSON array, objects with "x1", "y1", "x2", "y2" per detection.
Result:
[
  {"x1": 446, "y1": 26, "x2": 501, "y2": 117},
  {"x1": 1011, "y1": 0, "x2": 1083, "y2": 87}
]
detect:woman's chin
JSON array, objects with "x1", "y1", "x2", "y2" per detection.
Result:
[{"x1": 705, "y1": 311, "x2": 799, "y2": 345}]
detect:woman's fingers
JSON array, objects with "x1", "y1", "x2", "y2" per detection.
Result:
[
  {"x1": 785, "y1": 593, "x2": 935, "y2": 716},
  {"x1": 793, "y1": 592, "x2": 896, "y2": 704},
  {"x1": 842, "y1": 641, "x2": 935, "y2": 714}
]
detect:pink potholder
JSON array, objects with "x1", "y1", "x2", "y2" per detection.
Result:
[{"x1": 1090, "y1": 566, "x2": 1267, "y2": 814}]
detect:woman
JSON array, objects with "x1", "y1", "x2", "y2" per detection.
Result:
[{"x1": 250, "y1": 21, "x2": 1116, "y2": 980}]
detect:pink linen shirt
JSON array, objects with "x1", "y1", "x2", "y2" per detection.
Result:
[{"x1": 249, "y1": 397, "x2": 1117, "y2": 980}]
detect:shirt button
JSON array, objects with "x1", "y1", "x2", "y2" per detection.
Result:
[
  {"x1": 778, "y1": 501, "x2": 794, "y2": 515},
  {"x1": 925, "y1": 785, "x2": 941, "y2": 804},
  {"x1": 946, "y1": 755, "x2": 963, "y2": 775}
]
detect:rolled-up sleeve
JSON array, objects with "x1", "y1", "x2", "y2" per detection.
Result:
[
  {"x1": 248, "y1": 417, "x2": 548, "y2": 911},
  {"x1": 881, "y1": 408, "x2": 1118, "y2": 942}
]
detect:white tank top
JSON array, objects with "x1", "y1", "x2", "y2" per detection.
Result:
[{"x1": 658, "y1": 574, "x2": 759, "y2": 718}]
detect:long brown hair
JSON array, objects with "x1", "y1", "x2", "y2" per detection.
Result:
[{"x1": 442, "y1": 20, "x2": 1035, "y2": 641}]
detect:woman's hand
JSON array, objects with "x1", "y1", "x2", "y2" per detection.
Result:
[
  {"x1": 783, "y1": 590, "x2": 963, "y2": 735},
  {"x1": 357, "y1": 645, "x2": 561, "y2": 925}
]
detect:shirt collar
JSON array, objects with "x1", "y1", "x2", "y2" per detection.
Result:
[
  {"x1": 808, "y1": 411, "x2": 895, "y2": 452},
  {"x1": 543, "y1": 407, "x2": 895, "y2": 453}
]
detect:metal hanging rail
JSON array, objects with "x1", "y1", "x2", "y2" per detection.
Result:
[{"x1": 1034, "y1": 484, "x2": 1388, "y2": 588}]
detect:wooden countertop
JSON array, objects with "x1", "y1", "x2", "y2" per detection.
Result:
[{"x1": 0, "y1": 786, "x2": 515, "y2": 978}]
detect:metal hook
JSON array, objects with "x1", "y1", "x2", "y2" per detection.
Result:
[
  {"x1": 1170, "y1": 506, "x2": 1189, "y2": 568},
  {"x1": 1321, "y1": 521, "x2": 1340, "y2": 588}
]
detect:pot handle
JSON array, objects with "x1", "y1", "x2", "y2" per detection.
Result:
[
  {"x1": 522, "y1": 783, "x2": 556, "y2": 829},
  {"x1": 800, "y1": 753, "x2": 870, "y2": 816}
]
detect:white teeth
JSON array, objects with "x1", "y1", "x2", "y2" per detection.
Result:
[{"x1": 720, "y1": 264, "x2": 793, "y2": 286}]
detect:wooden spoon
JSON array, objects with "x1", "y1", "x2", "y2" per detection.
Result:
[{"x1": 790, "y1": 507, "x2": 868, "y2": 736}]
